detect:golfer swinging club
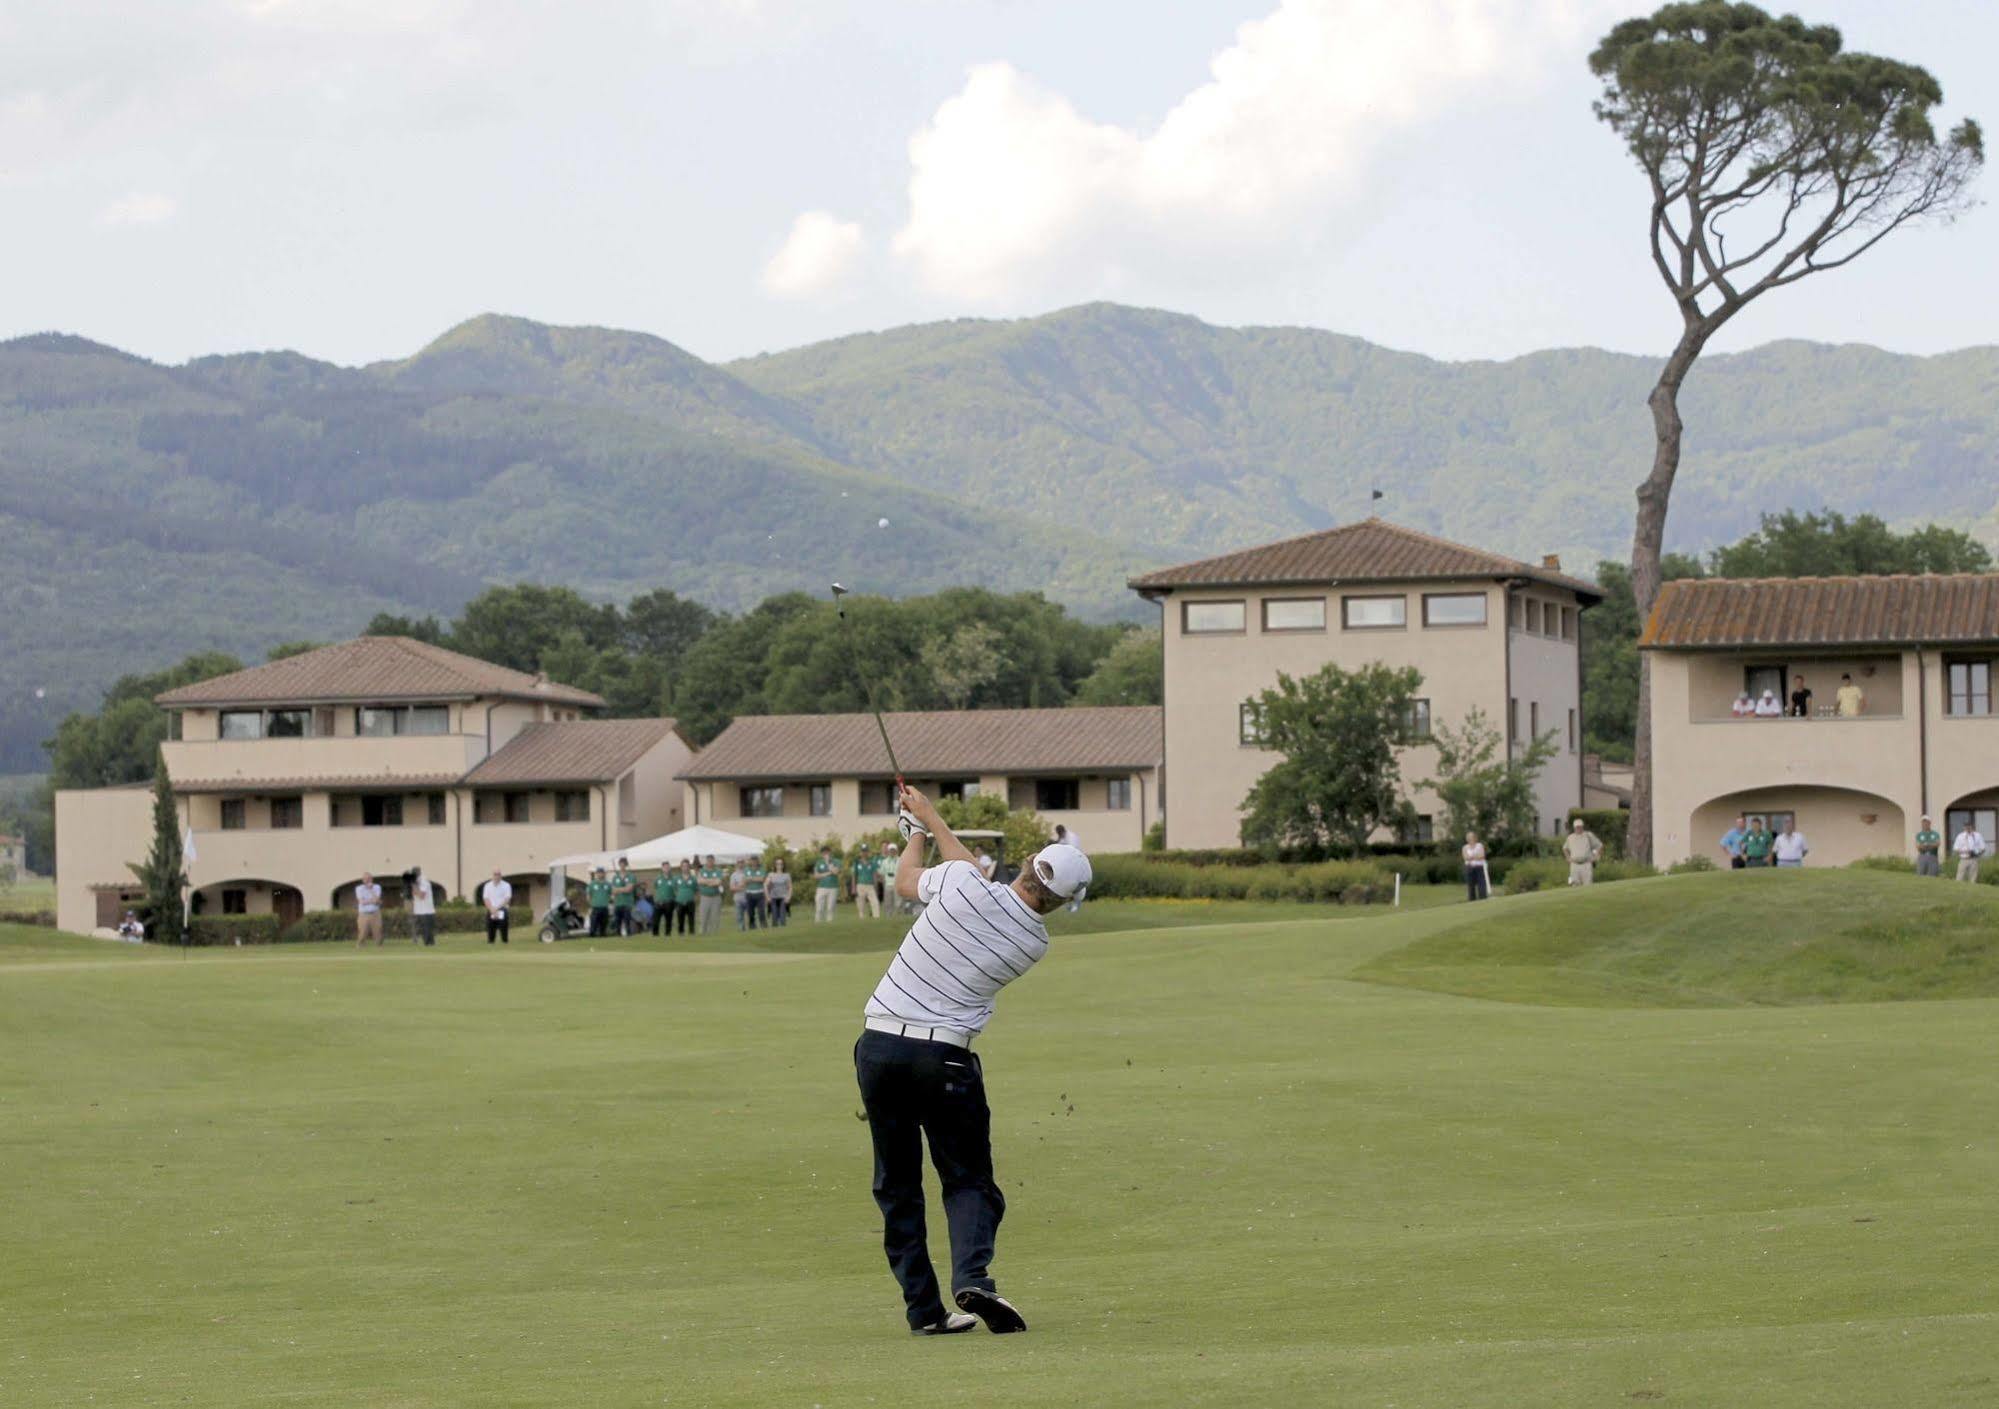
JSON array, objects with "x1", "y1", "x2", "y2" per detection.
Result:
[{"x1": 855, "y1": 782, "x2": 1091, "y2": 1336}]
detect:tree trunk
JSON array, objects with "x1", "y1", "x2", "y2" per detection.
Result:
[{"x1": 1627, "y1": 327, "x2": 1708, "y2": 865}]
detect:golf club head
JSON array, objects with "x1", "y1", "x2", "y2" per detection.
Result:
[{"x1": 829, "y1": 582, "x2": 848, "y2": 598}]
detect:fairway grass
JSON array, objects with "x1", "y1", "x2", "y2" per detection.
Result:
[{"x1": 5, "y1": 885, "x2": 1999, "y2": 1407}]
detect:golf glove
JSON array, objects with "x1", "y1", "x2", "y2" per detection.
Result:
[{"x1": 898, "y1": 809, "x2": 929, "y2": 842}]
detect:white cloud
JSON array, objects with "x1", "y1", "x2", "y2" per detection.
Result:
[
  {"x1": 883, "y1": 0, "x2": 1611, "y2": 300},
  {"x1": 98, "y1": 191, "x2": 177, "y2": 227},
  {"x1": 761, "y1": 210, "x2": 865, "y2": 299}
]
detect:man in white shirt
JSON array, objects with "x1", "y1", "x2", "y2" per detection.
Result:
[
  {"x1": 1771, "y1": 821, "x2": 1809, "y2": 867},
  {"x1": 410, "y1": 867, "x2": 437, "y2": 947},
  {"x1": 1954, "y1": 823, "x2": 1987, "y2": 882},
  {"x1": 856, "y1": 784, "x2": 1091, "y2": 1338},
  {"x1": 482, "y1": 869, "x2": 513, "y2": 944},
  {"x1": 354, "y1": 872, "x2": 384, "y2": 947}
]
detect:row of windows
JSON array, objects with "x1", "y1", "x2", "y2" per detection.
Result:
[
  {"x1": 1184, "y1": 593, "x2": 1492, "y2": 636},
  {"x1": 1239, "y1": 699, "x2": 1433, "y2": 747},
  {"x1": 1240, "y1": 698, "x2": 1579, "y2": 753},
  {"x1": 1508, "y1": 596, "x2": 1579, "y2": 641},
  {"x1": 1508, "y1": 699, "x2": 1579, "y2": 753},
  {"x1": 212, "y1": 705, "x2": 454, "y2": 741},
  {"x1": 737, "y1": 777, "x2": 1127, "y2": 816},
  {"x1": 213, "y1": 790, "x2": 592, "y2": 829}
]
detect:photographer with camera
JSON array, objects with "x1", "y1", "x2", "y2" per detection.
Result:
[{"x1": 407, "y1": 867, "x2": 437, "y2": 947}]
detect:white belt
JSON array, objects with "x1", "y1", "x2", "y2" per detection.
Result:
[{"x1": 864, "y1": 1017, "x2": 974, "y2": 1049}]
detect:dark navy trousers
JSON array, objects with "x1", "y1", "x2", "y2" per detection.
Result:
[{"x1": 854, "y1": 1029, "x2": 1005, "y2": 1328}]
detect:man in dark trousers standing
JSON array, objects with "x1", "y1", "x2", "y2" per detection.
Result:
[{"x1": 854, "y1": 784, "x2": 1092, "y2": 1337}]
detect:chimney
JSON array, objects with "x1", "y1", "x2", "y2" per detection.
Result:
[{"x1": 1541, "y1": 553, "x2": 1562, "y2": 572}]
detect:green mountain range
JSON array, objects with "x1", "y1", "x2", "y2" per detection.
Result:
[{"x1": 4, "y1": 303, "x2": 1996, "y2": 771}]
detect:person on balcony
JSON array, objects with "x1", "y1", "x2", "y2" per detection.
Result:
[
  {"x1": 1915, "y1": 817, "x2": 1943, "y2": 877},
  {"x1": 1788, "y1": 676, "x2": 1813, "y2": 717},
  {"x1": 1771, "y1": 820, "x2": 1809, "y2": 868},
  {"x1": 1836, "y1": 674, "x2": 1866, "y2": 717},
  {"x1": 1741, "y1": 819, "x2": 1775, "y2": 867},
  {"x1": 1753, "y1": 690, "x2": 1782, "y2": 717},
  {"x1": 1731, "y1": 692, "x2": 1755, "y2": 717},
  {"x1": 1953, "y1": 822, "x2": 1987, "y2": 883}
]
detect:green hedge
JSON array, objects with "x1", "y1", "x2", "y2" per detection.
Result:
[
  {"x1": 277, "y1": 904, "x2": 489, "y2": 944},
  {"x1": 186, "y1": 914, "x2": 282, "y2": 946},
  {"x1": 0, "y1": 908, "x2": 55, "y2": 927},
  {"x1": 1504, "y1": 857, "x2": 1659, "y2": 893},
  {"x1": 1566, "y1": 808, "x2": 1630, "y2": 860},
  {"x1": 1666, "y1": 853, "x2": 1718, "y2": 874},
  {"x1": 1087, "y1": 854, "x2": 1393, "y2": 904}
]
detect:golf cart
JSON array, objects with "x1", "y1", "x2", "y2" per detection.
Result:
[
  {"x1": 537, "y1": 894, "x2": 589, "y2": 944},
  {"x1": 954, "y1": 829, "x2": 1011, "y2": 882}
]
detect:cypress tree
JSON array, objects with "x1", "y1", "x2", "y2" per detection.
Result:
[{"x1": 129, "y1": 756, "x2": 185, "y2": 946}]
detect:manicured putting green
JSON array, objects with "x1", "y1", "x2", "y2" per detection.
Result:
[{"x1": 4, "y1": 878, "x2": 1998, "y2": 1407}]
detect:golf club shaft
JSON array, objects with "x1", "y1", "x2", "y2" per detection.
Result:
[{"x1": 831, "y1": 588, "x2": 905, "y2": 786}]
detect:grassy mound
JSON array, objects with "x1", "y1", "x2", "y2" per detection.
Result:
[{"x1": 1353, "y1": 869, "x2": 1999, "y2": 1008}]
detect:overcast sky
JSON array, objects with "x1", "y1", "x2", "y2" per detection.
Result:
[{"x1": 4, "y1": 0, "x2": 1993, "y2": 369}]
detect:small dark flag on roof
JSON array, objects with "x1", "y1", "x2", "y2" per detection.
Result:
[{"x1": 1371, "y1": 489, "x2": 1384, "y2": 502}]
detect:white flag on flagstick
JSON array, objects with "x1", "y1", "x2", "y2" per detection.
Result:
[{"x1": 183, "y1": 827, "x2": 197, "y2": 865}]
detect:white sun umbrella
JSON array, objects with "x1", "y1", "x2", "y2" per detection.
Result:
[{"x1": 548, "y1": 825, "x2": 768, "y2": 898}]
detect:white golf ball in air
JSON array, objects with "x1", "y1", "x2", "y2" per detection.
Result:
[{"x1": 877, "y1": 517, "x2": 890, "y2": 529}]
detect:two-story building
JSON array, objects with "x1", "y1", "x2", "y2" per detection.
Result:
[
  {"x1": 54, "y1": 637, "x2": 692, "y2": 933},
  {"x1": 1643, "y1": 574, "x2": 1999, "y2": 868},
  {"x1": 679, "y1": 706, "x2": 1162, "y2": 853},
  {"x1": 1130, "y1": 518, "x2": 1599, "y2": 849}
]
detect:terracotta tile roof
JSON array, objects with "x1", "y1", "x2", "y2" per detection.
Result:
[
  {"x1": 462, "y1": 718, "x2": 685, "y2": 786},
  {"x1": 1128, "y1": 517, "x2": 1602, "y2": 600},
  {"x1": 171, "y1": 774, "x2": 463, "y2": 794},
  {"x1": 155, "y1": 637, "x2": 604, "y2": 708},
  {"x1": 1640, "y1": 575, "x2": 1999, "y2": 650},
  {"x1": 680, "y1": 706, "x2": 1163, "y2": 782}
]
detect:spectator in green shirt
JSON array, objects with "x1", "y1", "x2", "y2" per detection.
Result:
[
  {"x1": 1741, "y1": 821, "x2": 1775, "y2": 867},
  {"x1": 695, "y1": 857, "x2": 725, "y2": 934},
  {"x1": 851, "y1": 845, "x2": 880, "y2": 919},
  {"x1": 671, "y1": 864, "x2": 698, "y2": 934},
  {"x1": 1914, "y1": 816, "x2": 1943, "y2": 877},
  {"x1": 813, "y1": 848, "x2": 840, "y2": 923},
  {"x1": 586, "y1": 868, "x2": 613, "y2": 937},
  {"x1": 743, "y1": 858, "x2": 768, "y2": 930},
  {"x1": 650, "y1": 868, "x2": 675, "y2": 935},
  {"x1": 611, "y1": 859, "x2": 639, "y2": 936}
]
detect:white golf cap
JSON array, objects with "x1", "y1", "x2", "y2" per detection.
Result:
[{"x1": 1031, "y1": 844, "x2": 1092, "y2": 901}]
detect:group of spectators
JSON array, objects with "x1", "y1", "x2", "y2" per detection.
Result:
[
  {"x1": 1915, "y1": 816, "x2": 1988, "y2": 881},
  {"x1": 1731, "y1": 673, "x2": 1867, "y2": 719},
  {"x1": 1459, "y1": 817, "x2": 1607, "y2": 902},
  {"x1": 1717, "y1": 815, "x2": 1812, "y2": 868}
]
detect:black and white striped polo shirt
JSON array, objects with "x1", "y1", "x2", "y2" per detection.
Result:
[{"x1": 863, "y1": 859, "x2": 1050, "y2": 1035}]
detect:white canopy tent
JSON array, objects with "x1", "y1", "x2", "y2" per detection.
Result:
[{"x1": 549, "y1": 824, "x2": 767, "y2": 876}]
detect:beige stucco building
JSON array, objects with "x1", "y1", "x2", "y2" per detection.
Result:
[
  {"x1": 55, "y1": 637, "x2": 692, "y2": 933},
  {"x1": 1130, "y1": 519, "x2": 1599, "y2": 849},
  {"x1": 680, "y1": 706, "x2": 1162, "y2": 854},
  {"x1": 1643, "y1": 574, "x2": 1999, "y2": 868}
]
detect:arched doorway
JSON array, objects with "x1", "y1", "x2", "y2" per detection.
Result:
[
  {"x1": 1689, "y1": 785, "x2": 1906, "y2": 868},
  {"x1": 193, "y1": 880, "x2": 306, "y2": 928}
]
